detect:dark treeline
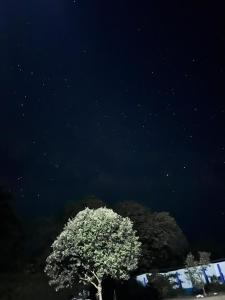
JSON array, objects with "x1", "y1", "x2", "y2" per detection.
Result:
[
  {"x1": 0, "y1": 186, "x2": 24, "y2": 272},
  {"x1": 0, "y1": 185, "x2": 216, "y2": 300},
  {"x1": 23, "y1": 194, "x2": 189, "y2": 274}
]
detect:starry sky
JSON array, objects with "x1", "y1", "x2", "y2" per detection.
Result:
[{"x1": 1, "y1": 1, "x2": 225, "y2": 252}]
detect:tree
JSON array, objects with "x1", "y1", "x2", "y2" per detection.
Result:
[
  {"x1": 45, "y1": 207, "x2": 141, "y2": 300},
  {"x1": 25, "y1": 216, "x2": 62, "y2": 271},
  {"x1": 0, "y1": 185, "x2": 24, "y2": 271},
  {"x1": 28, "y1": 195, "x2": 105, "y2": 271},
  {"x1": 115, "y1": 201, "x2": 188, "y2": 272},
  {"x1": 147, "y1": 271, "x2": 179, "y2": 299},
  {"x1": 185, "y1": 251, "x2": 211, "y2": 296},
  {"x1": 199, "y1": 251, "x2": 211, "y2": 267},
  {"x1": 60, "y1": 195, "x2": 105, "y2": 223}
]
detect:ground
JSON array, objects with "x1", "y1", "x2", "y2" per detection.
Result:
[
  {"x1": 169, "y1": 295, "x2": 225, "y2": 300},
  {"x1": 0, "y1": 272, "x2": 74, "y2": 300}
]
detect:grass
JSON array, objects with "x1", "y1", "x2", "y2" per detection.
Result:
[{"x1": 0, "y1": 272, "x2": 75, "y2": 300}]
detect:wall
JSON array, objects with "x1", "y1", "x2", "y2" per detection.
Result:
[{"x1": 136, "y1": 260, "x2": 225, "y2": 289}]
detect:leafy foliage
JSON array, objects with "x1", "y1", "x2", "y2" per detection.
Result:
[
  {"x1": 115, "y1": 201, "x2": 188, "y2": 272},
  {"x1": 185, "y1": 251, "x2": 211, "y2": 295},
  {"x1": 205, "y1": 281, "x2": 225, "y2": 294},
  {"x1": 29, "y1": 197, "x2": 187, "y2": 276},
  {"x1": 115, "y1": 277, "x2": 160, "y2": 300},
  {"x1": 147, "y1": 271, "x2": 183, "y2": 299},
  {"x1": 199, "y1": 251, "x2": 211, "y2": 267},
  {"x1": 61, "y1": 195, "x2": 105, "y2": 223},
  {"x1": 26, "y1": 195, "x2": 105, "y2": 272},
  {"x1": 45, "y1": 207, "x2": 141, "y2": 299}
]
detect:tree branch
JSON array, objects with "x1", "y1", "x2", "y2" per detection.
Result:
[
  {"x1": 91, "y1": 270, "x2": 100, "y2": 283},
  {"x1": 79, "y1": 274, "x2": 98, "y2": 290}
]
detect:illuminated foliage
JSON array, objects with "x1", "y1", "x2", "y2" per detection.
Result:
[{"x1": 45, "y1": 207, "x2": 141, "y2": 300}]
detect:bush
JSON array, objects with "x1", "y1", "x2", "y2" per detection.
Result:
[
  {"x1": 115, "y1": 277, "x2": 160, "y2": 300},
  {"x1": 205, "y1": 282, "x2": 225, "y2": 293},
  {"x1": 146, "y1": 272, "x2": 184, "y2": 299}
]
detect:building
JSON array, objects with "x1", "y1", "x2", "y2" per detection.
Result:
[{"x1": 136, "y1": 259, "x2": 225, "y2": 292}]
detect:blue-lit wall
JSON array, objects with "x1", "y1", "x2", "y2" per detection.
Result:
[{"x1": 136, "y1": 260, "x2": 225, "y2": 289}]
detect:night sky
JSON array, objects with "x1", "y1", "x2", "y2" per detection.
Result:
[{"x1": 1, "y1": 1, "x2": 225, "y2": 252}]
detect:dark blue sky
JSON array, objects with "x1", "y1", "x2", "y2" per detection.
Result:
[{"x1": 1, "y1": 1, "x2": 225, "y2": 250}]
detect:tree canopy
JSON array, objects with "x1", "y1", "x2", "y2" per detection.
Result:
[
  {"x1": 45, "y1": 207, "x2": 141, "y2": 300},
  {"x1": 25, "y1": 195, "x2": 105, "y2": 271},
  {"x1": 60, "y1": 195, "x2": 105, "y2": 223},
  {"x1": 115, "y1": 201, "x2": 188, "y2": 272},
  {"x1": 185, "y1": 251, "x2": 211, "y2": 296}
]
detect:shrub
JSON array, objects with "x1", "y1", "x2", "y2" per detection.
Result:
[
  {"x1": 147, "y1": 272, "x2": 183, "y2": 299},
  {"x1": 205, "y1": 282, "x2": 225, "y2": 293}
]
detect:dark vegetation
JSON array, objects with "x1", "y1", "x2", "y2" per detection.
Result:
[
  {"x1": 0, "y1": 185, "x2": 190, "y2": 299},
  {"x1": 116, "y1": 201, "x2": 188, "y2": 272},
  {"x1": 205, "y1": 282, "x2": 225, "y2": 294},
  {"x1": 146, "y1": 272, "x2": 183, "y2": 299},
  {"x1": 89, "y1": 277, "x2": 161, "y2": 300},
  {"x1": 0, "y1": 272, "x2": 74, "y2": 300},
  {"x1": 0, "y1": 186, "x2": 24, "y2": 272}
]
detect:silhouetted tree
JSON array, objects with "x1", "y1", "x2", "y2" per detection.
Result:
[
  {"x1": 115, "y1": 277, "x2": 159, "y2": 300},
  {"x1": 25, "y1": 216, "x2": 62, "y2": 271},
  {"x1": 185, "y1": 251, "x2": 211, "y2": 296},
  {"x1": 115, "y1": 201, "x2": 188, "y2": 272},
  {"x1": 60, "y1": 195, "x2": 105, "y2": 223},
  {"x1": 0, "y1": 185, "x2": 23, "y2": 271}
]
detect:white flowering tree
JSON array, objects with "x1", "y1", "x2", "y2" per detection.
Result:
[
  {"x1": 185, "y1": 252, "x2": 211, "y2": 296},
  {"x1": 45, "y1": 207, "x2": 141, "y2": 300}
]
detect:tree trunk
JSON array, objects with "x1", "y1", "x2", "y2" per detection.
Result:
[
  {"x1": 97, "y1": 282, "x2": 103, "y2": 300},
  {"x1": 202, "y1": 285, "x2": 206, "y2": 297}
]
